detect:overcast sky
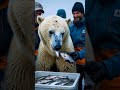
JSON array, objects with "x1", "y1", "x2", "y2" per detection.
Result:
[{"x1": 35, "y1": 0, "x2": 85, "y2": 20}]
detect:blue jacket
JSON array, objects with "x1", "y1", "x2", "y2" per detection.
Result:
[{"x1": 69, "y1": 18, "x2": 85, "y2": 59}]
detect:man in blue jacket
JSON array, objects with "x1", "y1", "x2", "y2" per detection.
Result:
[
  {"x1": 68, "y1": 2, "x2": 85, "y2": 65},
  {"x1": 66, "y1": 2, "x2": 86, "y2": 89}
]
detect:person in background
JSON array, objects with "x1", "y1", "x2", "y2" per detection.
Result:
[
  {"x1": 0, "y1": 0, "x2": 13, "y2": 86},
  {"x1": 35, "y1": 2, "x2": 44, "y2": 58},
  {"x1": 67, "y1": 2, "x2": 85, "y2": 64},
  {"x1": 66, "y1": 2, "x2": 85, "y2": 89},
  {"x1": 57, "y1": 9, "x2": 66, "y2": 19}
]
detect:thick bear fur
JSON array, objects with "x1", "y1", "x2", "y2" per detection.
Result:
[{"x1": 36, "y1": 16, "x2": 77, "y2": 72}]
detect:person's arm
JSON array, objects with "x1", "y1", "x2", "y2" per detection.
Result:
[
  {"x1": 66, "y1": 48, "x2": 85, "y2": 61},
  {"x1": 102, "y1": 51, "x2": 120, "y2": 79},
  {"x1": 85, "y1": 51, "x2": 120, "y2": 83},
  {"x1": 78, "y1": 48, "x2": 85, "y2": 59},
  {"x1": 0, "y1": 0, "x2": 9, "y2": 10}
]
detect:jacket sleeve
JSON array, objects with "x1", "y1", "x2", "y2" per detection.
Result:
[
  {"x1": 102, "y1": 52, "x2": 120, "y2": 79},
  {"x1": 78, "y1": 48, "x2": 85, "y2": 60}
]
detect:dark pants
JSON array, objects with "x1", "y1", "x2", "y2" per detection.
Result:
[{"x1": 77, "y1": 64, "x2": 85, "y2": 90}]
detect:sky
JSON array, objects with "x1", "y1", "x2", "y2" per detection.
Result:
[{"x1": 35, "y1": 0, "x2": 85, "y2": 20}]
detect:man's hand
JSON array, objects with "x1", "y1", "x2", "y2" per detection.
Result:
[
  {"x1": 66, "y1": 52, "x2": 80, "y2": 61},
  {"x1": 85, "y1": 61, "x2": 107, "y2": 83}
]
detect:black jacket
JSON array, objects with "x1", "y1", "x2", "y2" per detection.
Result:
[
  {"x1": 85, "y1": 0, "x2": 120, "y2": 79},
  {"x1": 0, "y1": 8, "x2": 13, "y2": 57}
]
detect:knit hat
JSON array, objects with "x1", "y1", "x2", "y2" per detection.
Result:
[
  {"x1": 35, "y1": 2, "x2": 44, "y2": 13},
  {"x1": 72, "y1": 2, "x2": 84, "y2": 14},
  {"x1": 57, "y1": 9, "x2": 66, "y2": 18}
]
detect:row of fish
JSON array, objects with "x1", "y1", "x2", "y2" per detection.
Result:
[{"x1": 35, "y1": 75, "x2": 74, "y2": 86}]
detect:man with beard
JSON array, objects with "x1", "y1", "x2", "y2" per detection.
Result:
[
  {"x1": 68, "y1": 2, "x2": 85, "y2": 65},
  {"x1": 67, "y1": 2, "x2": 86, "y2": 89}
]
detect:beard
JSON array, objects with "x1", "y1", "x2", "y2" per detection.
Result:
[
  {"x1": 73, "y1": 17, "x2": 82, "y2": 25},
  {"x1": 73, "y1": 17, "x2": 84, "y2": 28}
]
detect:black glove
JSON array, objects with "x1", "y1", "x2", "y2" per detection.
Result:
[
  {"x1": 85, "y1": 61, "x2": 107, "y2": 83},
  {"x1": 66, "y1": 52, "x2": 80, "y2": 61}
]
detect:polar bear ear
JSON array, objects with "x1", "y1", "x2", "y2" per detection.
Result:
[
  {"x1": 65, "y1": 18, "x2": 71, "y2": 25},
  {"x1": 37, "y1": 16, "x2": 45, "y2": 24}
]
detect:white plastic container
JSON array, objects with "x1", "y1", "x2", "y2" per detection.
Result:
[{"x1": 35, "y1": 71, "x2": 80, "y2": 90}]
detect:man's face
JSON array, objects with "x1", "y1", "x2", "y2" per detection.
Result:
[
  {"x1": 73, "y1": 11, "x2": 83, "y2": 22},
  {"x1": 35, "y1": 10, "x2": 43, "y2": 17}
]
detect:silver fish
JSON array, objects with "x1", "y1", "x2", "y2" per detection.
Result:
[
  {"x1": 35, "y1": 76, "x2": 47, "y2": 83},
  {"x1": 60, "y1": 53, "x2": 75, "y2": 63},
  {"x1": 35, "y1": 75, "x2": 74, "y2": 86},
  {"x1": 39, "y1": 80, "x2": 52, "y2": 84},
  {"x1": 63, "y1": 79, "x2": 74, "y2": 86},
  {"x1": 58, "y1": 76, "x2": 68, "y2": 79},
  {"x1": 49, "y1": 81, "x2": 61, "y2": 85},
  {"x1": 55, "y1": 77, "x2": 70, "y2": 85},
  {"x1": 45, "y1": 75, "x2": 58, "y2": 80}
]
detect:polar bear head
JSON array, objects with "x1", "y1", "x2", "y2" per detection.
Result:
[{"x1": 37, "y1": 15, "x2": 71, "y2": 55}]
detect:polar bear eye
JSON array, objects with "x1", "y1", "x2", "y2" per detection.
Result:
[{"x1": 49, "y1": 31, "x2": 54, "y2": 35}]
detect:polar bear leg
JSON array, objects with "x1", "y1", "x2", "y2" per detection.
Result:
[
  {"x1": 36, "y1": 49, "x2": 56, "y2": 71},
  {"x1": 56, "y1": 56, "x2": 77, "y2": 73}
]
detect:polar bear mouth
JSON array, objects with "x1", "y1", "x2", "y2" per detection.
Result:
[
  {"x1": 51, "y1": 44, "x2": 61, "y2": 51},
  {"x1": 52, "y1": 45, "x2": 61, "y2": 51}
]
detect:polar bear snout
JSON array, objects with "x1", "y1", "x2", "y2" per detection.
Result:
[
  {"x1": 52, "y1": 40, "x2": 62, "y2": 51},
  {"x1": 51, "y1": 32, "x2": 63, "y2": 51},
  {"x1": 53, "y1": 44, "x2": 61, "y2": 51}
]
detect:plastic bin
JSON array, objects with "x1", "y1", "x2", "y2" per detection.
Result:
[{"x1": 35, "y1": 71, "x2": 80, "y2": 90}]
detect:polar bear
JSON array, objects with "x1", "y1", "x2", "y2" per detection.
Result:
[{"x1": 36, "y1": 16, "x2": 76, "y2": 72}]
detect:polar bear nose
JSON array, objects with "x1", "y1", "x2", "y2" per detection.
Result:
[{"x1": 54, "y1": 45, "x2": 61, "y2": 51}]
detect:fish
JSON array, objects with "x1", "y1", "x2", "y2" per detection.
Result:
[
  {"x1": 35, "y1": 76, "x2": 48, "y2": 83},
  {"x1": 58, "y1": 76, "x2": 68, "y2": 79},
  {"x1": 63, "y1": 79, "x2": 74, "y2": 86},
  {"x1": 60, "y1": 53, "x2": 75, "y2": 63},
  {"x1": 35, "y1": 75, "x2": 75, "y2": 86},
  {"x1": 49, "y1": 81, "x2": 61, "y2": 85},
  {"x1": 39, "y1": 79, "x2": 52, "y2": 84},
  {"x1": 55, "y1": 78, "x2": 74, "y2": 86},
  {"x1": 45, "y1": 75, "x2": 58, "y2": 80}
]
